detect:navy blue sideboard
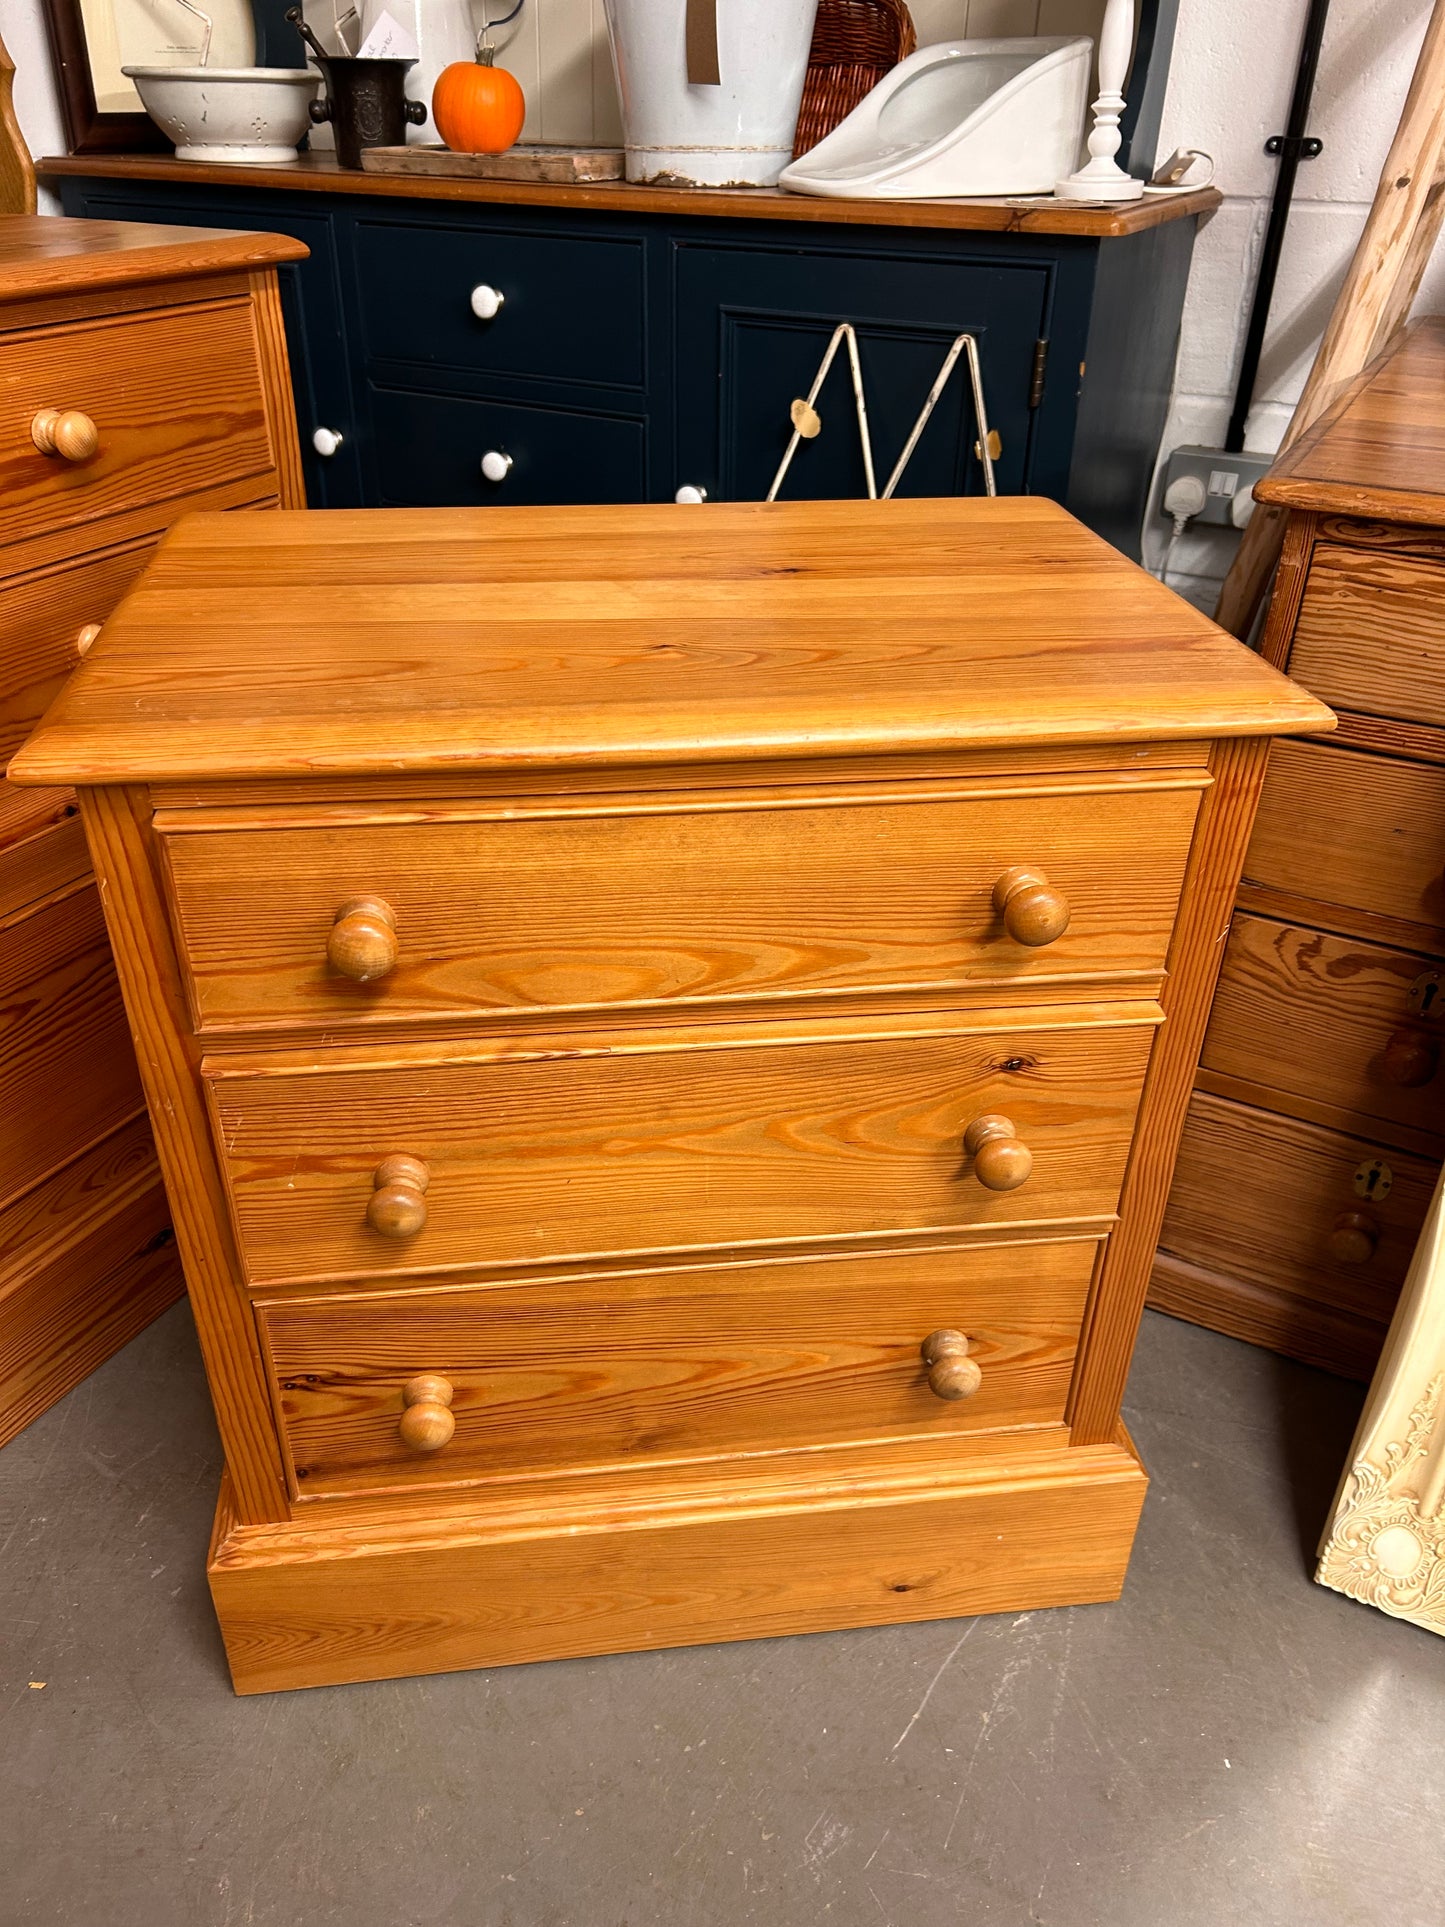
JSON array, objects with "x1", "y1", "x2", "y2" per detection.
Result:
[{"x1": 47, "y1": 161, "x2": 1213, "y2": 558}]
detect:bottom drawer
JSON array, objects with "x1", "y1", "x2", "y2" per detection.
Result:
[
  {"x1": 259, "y1": 1236, "x2": 1099, "y2": 1501},
  {"x1": 1159, "y1": 1093, "x2": 1438, "y2": 1326}
]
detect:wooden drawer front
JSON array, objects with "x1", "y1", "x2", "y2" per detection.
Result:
[
  {"x1": 1160, "y1": 1093, "x2": 1437, "y2": 1327},
  {"x1": 1, "y1": 538, "x2": 154, "y2": 768},
  {"x1": 1244, "y1": 741, "x2": 1445, "y2": 933},
  {"x1": 1289, "y1": 544, "x2": 1445, "y2": 727},
  {"x1": 260, "y1": 1238, "x2": 1098, "y2": 1500},
  {"x1": 0, "y1": 885, "x2": 145, "y2": 1211},
  {"x1": 0, "y1": 302, "x2": 276, "y2": 548},
  {"x1": 163, "y1": 783, "x2": 1201, "y2": 1033},
  {"x1": 0, "y1": 813, "x2": 88, "y2": 923},
  {"x1": 354, "y1": 219, "x2": 646, "y2": 388},
  {"x1": 207, "y1": 1010, "x2": 1157, "y2": 1286},
  {"x1": 1202, "y1": 915, "x2": 1444, "y2": 1146}
]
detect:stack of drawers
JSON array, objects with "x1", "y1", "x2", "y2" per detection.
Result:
[
  {"x1": 1154, "y1": 320, "x2": 1445, "y2": 1381},
  {"x1": 13, "y1": 496, "x2": 1329, "y2": 1692},
  {"x1": 0, "y1": 217, "x2": 305, "y2": 1444}
]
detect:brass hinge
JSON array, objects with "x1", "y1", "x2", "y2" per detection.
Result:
[{"x1": 1029, "y1": 338, "x2": 1049, "y2": 409}]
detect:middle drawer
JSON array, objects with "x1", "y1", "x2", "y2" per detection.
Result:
[
  {"x1": 205, "y1": 1007, "x2": 1157, "y2": 1287},
  {"x1": 161, "y1": 780, "x2": 1201, "y2": 1033}
]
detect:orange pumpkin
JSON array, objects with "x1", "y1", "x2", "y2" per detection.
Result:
[{"x1": 432, "y1": 47, "x2": 526, "y2": 155}]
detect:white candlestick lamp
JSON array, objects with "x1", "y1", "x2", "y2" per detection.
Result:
[{"x1": 1056, "y1": 0, "x2": 1144, "y2": 202}]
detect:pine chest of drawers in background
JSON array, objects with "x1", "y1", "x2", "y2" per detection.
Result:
[
  {"x1": 0, "y1": 216, "x2": 305, "y2": 1446},
  {"x1": 11, "y1": 496, "x2": 1329, "y2": 1693},
  {"x1": 1153, "y1": 319, "x2": 1445, "y2": 1382}
]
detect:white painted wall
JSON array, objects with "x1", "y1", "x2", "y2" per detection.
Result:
[{"x1": 1146, "y1": 0, "x2": 1445, "y2": 603}]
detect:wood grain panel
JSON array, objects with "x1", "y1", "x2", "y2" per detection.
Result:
[
  {"x1": 259, "y1": 1237, "x2": 1100, "y2": 1500},
  {"x1": 0, "y1": 215, "x2": 306, "y2": 308},
  {"x1": 208, "y1": 1435, "x2": 1148, "y2": 1692},
  {"x1": 1242, "y1": 739, "x2": 1445, "y2": 939},
  {"x1": 0, "y1": 883, "x2": 145, "y2": 1210},
  {"x1": 207, "y1": 1007, "x2": 1158, "y2": 1286},
  {"x1": 1288, "y1": 543, "x2": 1445, "y2": 727},
  {"x1": 0, "y1": 811, "x2": 87, "y2": 921},
  {"x1": 0, "y1": 536, "x2": 154, "y2": 767},
  {"x1": 0, "y1": 1117, "x2": 179, "y2": 1447},
  {"x1": 8, "y1": 499, "x2": 1333, "y2": 791},
  {"x1": 1070, "y1": 734, "x2": 1273, "y2": 1443},
  {"x1": 1149, "y1": 1250, "x2": 1389, "y2": 1383},
  {"x1": 1158, "y1": 1092, "x2": 1437, "y2": 1328},
  {"x1": 0, "y1": 299, "x2": 277, "y2": 548},
  {"x1": 162, "y1": 781, "x2": 1201, "y2": 1032},
  {"x1": 1202, "y1": 914, "x2": 1445, "y2": 1147},
  {"x1": 37, "y1": 153, "x2": 1219, "y2": 239}
]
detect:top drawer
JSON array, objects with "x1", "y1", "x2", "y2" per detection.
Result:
[
  {"x1": 1289, "y1": 544, "x2": 1445, "y2": 728},
  {"x1": 0, "y1": 301, "x2": 276, "y2": 550},
  {"x1": 159, "y1": 776, "x2": 1203, "y2": 1034},
  {"x1": 353, "y1": 220, "x2": 646, "y2": 389}
]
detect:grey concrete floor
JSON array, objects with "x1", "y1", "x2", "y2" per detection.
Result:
[{"x1": 1, "y1": 1305, "x2": 1440, "y2": 1927}]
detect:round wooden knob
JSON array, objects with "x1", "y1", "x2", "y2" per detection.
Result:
[
  {"x1": 921, "y1": 1329, "x2": 983, "y2": 1401},
  {"x1": 964, "y1": 1113, "x2": 1033, "y2": 1191},
  {"x1": 73, "y1": 622, "x2": 102, "y2": 660},
  {"x1": 327, "y1": 895, "x2": 397, "y2": 982},
  {"x1": 992, "y1": 865, "x2": 1070, "y2": 947},
  {"x1": 398, "y1": 1373, "x2": 455, "y2": 1452},
  {"x1": 1329, "y1": 1210, "x2": 1379, "y2": 1265},
  {"x1": 1380, "y1": 1028, "x2": 1438, "y2": 1088},
  {"x1": 367, "y1": 1154, "x2": 429, "y2": 1239},
  {"x1": 32, "y1": 407, "x2": 99, "y2": 463}
]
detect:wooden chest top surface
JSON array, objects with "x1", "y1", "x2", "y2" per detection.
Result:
[
  {"x1": 1258, "y1": 318, "x2": 1445, "y2": 524},
  {"x1": 0, "y1": 214, "x2": 308, "y2": 308},
  {"x1": 10, "y1": 497, "x2": 1331, "y2": 788}
]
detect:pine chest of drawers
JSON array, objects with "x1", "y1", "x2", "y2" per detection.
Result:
[
  {"x1": 1153, "y1": 320, "x2": 1445, "y2": 1380},
  {"x1": 10, "y1": 496, "x2": 1330, "y2": 1693},
  {"x1": 0, "y1": 215, "x2": 305, "y2": 1447}
]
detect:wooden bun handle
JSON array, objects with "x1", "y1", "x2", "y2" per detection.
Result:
[
  {"x1": 73, "y1": 622, "x2": 102, "y2": 660},
  {"x1": 367, "y1": 1153, "x2": 429, "y2": 1239},
  {"x1": 398, "y1": 1372, "x2": 455, "y2": 1452},
  {"x1": 1380, "y1": 1028, "x2": 1438, "y2": 1089},
  {"x1": 31, "y1": 407, "x2": 99, "y2": 463},
  {"x1": 327, "y1": 894, "x2": 397, "y2": 982},
  {"x1": 992, "y1": 865, "x2": 1070, "y2": 947},
  {"x1": 921, "y1": 1328, "x2": 982, "y2": 1401},
  {"x1": 964, "y1": 1113, "x2": 1033, "y2": 1191},
  {"x1": 1329, "y1": 1210, "x2": 1379, "y2": 1265}
]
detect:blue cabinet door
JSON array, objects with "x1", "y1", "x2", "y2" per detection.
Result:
[{"x1": 673, "y1": 241, "x2": 1052, "y2": 505}]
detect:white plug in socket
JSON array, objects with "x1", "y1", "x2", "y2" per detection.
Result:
[
  {"x1": 1162, "y1": 473, "x2": 1207, "y2": 522},
  {"x1": 1231, "y1": 484, "x2": 1257, "y2": 530}
]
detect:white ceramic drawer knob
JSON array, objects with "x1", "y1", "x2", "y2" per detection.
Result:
[
  {"x1": 481, "y1": 449, "x2": 514, "y2": 483},
  {"x1": 675, "y1": 484, "x2": 709, "y2": 504},
  {"x1": 312, "y1": 426, "x2": 344, "y2": 458},
  {"x1": 470, "y1": 284, "x2": 505, "y2": 320}
]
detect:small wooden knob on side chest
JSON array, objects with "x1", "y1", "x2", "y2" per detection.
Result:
[
  {"x1": 1380, "y1": 1028, "x2": 1438, "y2": 1089},
  {"x1": 992, "y1": 865, "x2": 1070, "y2": 947},
  {"x1": 367, "y1": 1154, "x2": 430, "y2": 1238},
  {"x1": 964, "y1": 1113, "x2": 1033, "y2": 1191},
  {"x1": 399, "y1": 1373, "x2": 455, "y2": 1452},
  {"x1": 327, "y1": 895, "x2": 397, "y2": 981},
  {"x1": 1330, "y1": 1211, "x2": 1379, "y2": 1265},
  {"x1": 921, "y1": 1329, "x2": 983, "y2": 1401},
  {"x1": 73, "y1": 622, "x2": 102, "y2": 660},
  {"x1": 31, "y1": 406, "x2": 100, "y2": 463}
]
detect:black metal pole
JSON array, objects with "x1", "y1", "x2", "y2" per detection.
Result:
[{"x1": 1224, "y1": 0, "x2": 1332, "y2": 452}]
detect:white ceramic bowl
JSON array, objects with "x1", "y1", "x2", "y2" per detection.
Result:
[{"x1": 122, "y1": 66, "x2": 319, "y2": 164}]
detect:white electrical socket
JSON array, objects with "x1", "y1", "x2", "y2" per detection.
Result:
[{"x1": 1160, "y1": 445, "x2": 1274, "y2": 530}]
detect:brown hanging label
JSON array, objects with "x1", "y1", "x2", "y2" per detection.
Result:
[{"x1": 686, "y1": 0, "x2": 721, "y2": 85}]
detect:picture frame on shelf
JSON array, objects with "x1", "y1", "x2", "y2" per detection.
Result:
[{"x1": 41, "y1": 0, "x2": 302, "y2": 153}]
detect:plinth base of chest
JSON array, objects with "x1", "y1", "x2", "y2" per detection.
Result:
[{"x1": 207, "y1": 1433, "x2": 1148, "y2": 1695}]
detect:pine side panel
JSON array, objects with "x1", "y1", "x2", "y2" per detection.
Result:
[
  {"x1": 78, "y1": 785, "x2": 288, "y2": 1523},
  {"x1": 1069, "y1": 735, "x2": 1273, "y2": 1443},
  {"x1": 247, "y1": 270, "x2": 305, "y2": 510}
]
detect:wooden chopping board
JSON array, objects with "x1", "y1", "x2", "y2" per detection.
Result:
[{"x1": 361, "y1": 143, "x2": 624, "y2": 183}]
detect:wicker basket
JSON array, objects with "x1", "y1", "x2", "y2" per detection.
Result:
[{"x1": 792, "y1": 0, "x2": 918, "y2": 159}]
